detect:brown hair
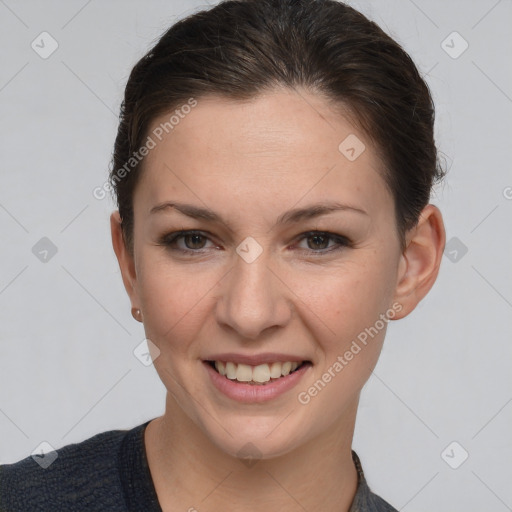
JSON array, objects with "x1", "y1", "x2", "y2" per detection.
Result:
[{"x1": 109, "y1": 0, "x2": 445, "y2": 254}]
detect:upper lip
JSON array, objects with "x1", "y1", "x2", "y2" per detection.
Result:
[{"x1": 204, "y1": 353, "x2": 310, "y2": 366}]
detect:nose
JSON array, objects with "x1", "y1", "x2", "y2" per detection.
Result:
[{"x1": 215, "y1": 248, "x2": 292, "y2": 340}]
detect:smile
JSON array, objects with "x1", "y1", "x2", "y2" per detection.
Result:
[
  {"x1": 203, "y1": 359, "x2": 313, "y2": 403},
  {"x1": 208, "y1": 360, "x2": 305, "y2": 385}
]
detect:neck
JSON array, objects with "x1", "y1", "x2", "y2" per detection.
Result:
[{"x1": 145, "y1": 394, "x2": 359, "y2": 512}]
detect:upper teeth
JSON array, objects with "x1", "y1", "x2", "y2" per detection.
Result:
[{"x1": 214, "y1": 361, "x2": 301, "y2": 382}]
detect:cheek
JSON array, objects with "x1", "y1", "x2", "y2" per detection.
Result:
[
  {"x1": 291, "y1": 259, "x2": 396, "y2": 344},
  {"x1": 136, "y1": 240, "x2": 398, "y2": 357},
  {"x1": 136, "y1": 255, "x2": 218, "y2": 349},
  {"x1": 292, "y1": 265, "x2": 395, "y2": 418}
]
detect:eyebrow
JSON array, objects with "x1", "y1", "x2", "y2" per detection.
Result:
[{"x1": 149, "y1": 201, "x2": 368, "y2": 228}]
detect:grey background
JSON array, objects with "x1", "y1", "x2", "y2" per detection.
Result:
[{"x1": 1, "y1": 0, "x2": 511, "y2": 510}]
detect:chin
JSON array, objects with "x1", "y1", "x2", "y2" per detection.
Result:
[{"x1": 202, "y1": 414, "x2": 310, "y2": 462}]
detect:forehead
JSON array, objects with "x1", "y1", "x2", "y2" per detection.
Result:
[{"x1": 135, "y1": 88, "x2": 391, "y2": 223}]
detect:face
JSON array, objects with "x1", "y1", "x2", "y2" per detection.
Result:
[{"x1": 117, "y1": 88, "x2": 408, "y2": 459}]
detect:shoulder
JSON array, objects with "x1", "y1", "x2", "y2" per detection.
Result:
[
  {"x1": 364, "y1": 492, "x2": 398, "y2": 512},
  {"x1": 0, "y1": 424, "x2": 143, "y2": 512},
  {"x1": 350, "y1": 451, "x2": 398, "y2": 512},
  {"x1": 352, "y1": 479, "x2": 398, "y2": 512}
]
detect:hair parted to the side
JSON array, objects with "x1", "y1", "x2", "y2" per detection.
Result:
[{"x1": 109, "y1": 0, "x2": 445, "y2": 255}]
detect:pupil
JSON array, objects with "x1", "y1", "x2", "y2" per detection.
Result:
[
  {"x1": 186, "y1": 234, "x2": 205, "y2": 249},
  {"x1": 309, "y1": 234, "x2": 328, "y2": 250}
]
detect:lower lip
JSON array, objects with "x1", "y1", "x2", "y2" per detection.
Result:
[{"x1": 203, "y1": 361, "x2": 311, "y2": 403}]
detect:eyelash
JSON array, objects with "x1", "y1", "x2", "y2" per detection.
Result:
[{"x1": 158, "y1": 230, "x2": 352, "y2": 256}]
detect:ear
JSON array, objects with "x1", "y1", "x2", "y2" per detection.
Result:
[
  {"x1": 110, "y1": 210, "x2": 140, "y2": 310},
  {"x1": 392, "y1": 204, "x2": 446, "y2": 319}
]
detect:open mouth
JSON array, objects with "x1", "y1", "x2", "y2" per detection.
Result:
[{"x1": 205, "y1": 360, "x2": 312, "y2": 386}]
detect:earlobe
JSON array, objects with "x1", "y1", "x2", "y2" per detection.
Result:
[
  {"x1": 392, "y1": 204, "x2": 446, "y2": 319},
  {"x1": 110, "y1": 211, "x2": 139, "y2": 308}
]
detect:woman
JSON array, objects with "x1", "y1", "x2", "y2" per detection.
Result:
[{"x1": 0, "y1": 0, "x2": 445, "y2": 510}]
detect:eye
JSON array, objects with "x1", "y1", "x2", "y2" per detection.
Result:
[
  {"x1": 158, "y1": 229, "x2": 351, "y2": 256},
  {"x1": 294, "y1": 231, "x2": 351, "y2": 254},
  {"x1": 158, "y1": 230, "x2": 217, "y2": 253}
]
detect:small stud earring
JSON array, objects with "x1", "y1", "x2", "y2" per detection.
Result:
[{"x1": 131, "y1": 307, "x2": 142, "y2": 322}]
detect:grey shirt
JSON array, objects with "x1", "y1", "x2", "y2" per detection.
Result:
[{"x1": 0, "y1": 420, "x2": 397, "y2": 511}]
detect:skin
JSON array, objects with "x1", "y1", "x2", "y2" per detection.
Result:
[{"x1": 111, "y1": 87, "x2": 445, "y2": 511}]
